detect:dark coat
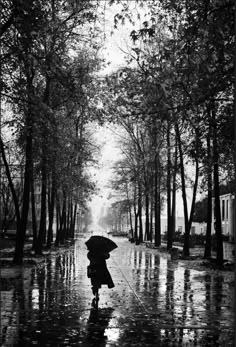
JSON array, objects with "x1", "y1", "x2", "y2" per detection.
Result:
[{"x1": 87, "y1": 251, "x2": 114, "y2": 289}]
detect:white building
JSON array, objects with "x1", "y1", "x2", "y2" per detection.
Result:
[
  {"x1": 212, "y1": 193, "x2": 235, "y2": 262},
  {"x1": 161, "y1": 217, "x2": 206, "y2": 235},
  {"x1": 212, "y1": 193, "x2": 235, "y2": 241}
]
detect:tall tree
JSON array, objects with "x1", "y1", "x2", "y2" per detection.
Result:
[{"x1": 1, "y1": 0, "x2": 104, "y2": 263}]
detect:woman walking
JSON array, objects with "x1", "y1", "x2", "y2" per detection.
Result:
[
  {"x1": 87, "y1": 250, "x2": 114, "y2": 307},
  {"x1": 86, "y1": 235, "x2": 117, "y2": 308}
]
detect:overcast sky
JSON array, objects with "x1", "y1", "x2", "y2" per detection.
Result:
[
  {"x1": 87, "y1": 3, "x2": 191, "y2": 227},
  {"x1": 87, "y1": 122, "x2": 122, "y2": 226},
  {"x1": 99, "y1": 1, "x2": 148, "y2": 74},
  {"x1": 87, "y1": 3, "x2": 133, "y2": 224}
]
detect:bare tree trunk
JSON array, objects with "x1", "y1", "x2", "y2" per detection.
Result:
[
  {"x1": 138, "y1": 181, "x2": 143, "y2": 243},
  {"x1": 0, "y1": 115, "x2": 32, "y2": 265},
  {"x1": 133, "y1": 184, "x2": 138, "y2": 242},
  {"x1": 1, "y1": 139, "x2": 24, "y2": 260},
  {"x1": 150, "y1": 196, "x2": 153, "y2": 243},
  {"x1": 176, "y1": 124, "x2": 200, "y2": 256},
  {"x1": 176, "y1": 124, "x2": 190, "y2": 256},
  {"x1": 68, "y1": 198, "x2": 73, "y2": 239},
  {"x1": 46, "y1": 172, "x2": 56, "y2": 248},
  {"x1": 14, "y1": 115, "x2": 33, "y2": 264},
  {"x1": 65, "y1": 197, "x2": 70, "y2": 240},
  {"x1": 37, "y1": 161, "x2": 47, "y2": 255},
  {"x1": 134, "y1": 211, "x2": 138, "y2": 241},
  {"x1": 145, "y1": 192, "x2": 150, "y2": 241},
  {"x1": 125, "y1": 179, "x2": 133, "y2": 237},
  {"x1": 171, "y1": 140, "x2": 177, "y2": 242},
  {"x1": 71, "y1": 203, "x2": 77, "y2": 239},
  {"x1": 54, "y1": 199, "x2": 61, "y2": 247},
  {"x1": 212, "y1": 108, "x2": 223, "y2": 265},
  {"x1": 31, "y1": 171, "x2": 38, "y2": 252},
  {"x1": 38, "y1": 73, "x2": 51, "y2": 249},
  {"x1": 60, "y1": 193, "x2": 66, "y2": 244},
  {"x1": 167, "y1": 121, "x2": 172, "y2": 249},
  {"x1": 154, "y1": 154, "x2": 161, "y2": 247},
  {"x1": 188, "y1": 156, "x2": 199, "y2": 234},
  {"x1": 128, "y1": 202, "x2": 133, "y2": 238},
  {"x1": 0, "y1": 138, "x2": 21, "y2": 226},
  {"x1": 204, "y1": 130, "x2": 212, "y2": 258}
]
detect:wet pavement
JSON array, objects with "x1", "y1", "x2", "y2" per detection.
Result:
[{"x1": 0, "y1": 236, "x2": 235, "y2": 346}]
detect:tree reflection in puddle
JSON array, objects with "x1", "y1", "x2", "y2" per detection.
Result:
[{"x1": 1, "y1": 240, "x2": 234, "y2": 346}]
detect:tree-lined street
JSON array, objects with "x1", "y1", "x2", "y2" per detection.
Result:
[
  {"x1": 1, "y1": 0, "x2": 234, "y2": 265},
  {"x1": 0, "y1": 1, "x2": 235, "y2": 346},
  {"x1": 1, "y1": 236, "x2": 234, "y2": 346}
]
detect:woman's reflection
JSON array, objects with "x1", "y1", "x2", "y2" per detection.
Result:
[{"x1": 84, "y1": 307, "x2": 114, "y2": 346}]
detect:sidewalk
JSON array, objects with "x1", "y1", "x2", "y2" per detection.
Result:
[{"x1": 0, "y1": 236, "x2": 235, "y2": 346}]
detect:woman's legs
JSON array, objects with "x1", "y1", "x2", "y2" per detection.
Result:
[
  {"x1": 91, "y1": 286, "x2": 99, "y2": 308},
  {"x1": 91, "y1": 277, "x2": 100, "y2": 307},
  {"x1": 92, "y1": 286, "x2": 99, "y2": 296}
]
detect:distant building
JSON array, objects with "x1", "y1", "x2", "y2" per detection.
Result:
[
  {"x1": 212, "y1": 193, "x2": 235, "y2": 262},
  {"x1": 211, "y1": 193, "x2": 235, "y2": 241},
  {"x1": 161, "y1": 216, "x2": 206, "y2": 236}
]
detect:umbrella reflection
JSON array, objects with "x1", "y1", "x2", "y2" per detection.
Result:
[{"x1": 85, "y1": 307, "x2": 114, "y2": 346}]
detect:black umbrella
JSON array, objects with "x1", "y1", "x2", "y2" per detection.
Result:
[{"x1": 85, "y1": 235, "x2": 118, "y2": 253}]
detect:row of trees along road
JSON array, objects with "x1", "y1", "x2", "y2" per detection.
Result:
[
  {"x1": 101, "y1": 0, "x2": 234, "y2": 266},
  {"x1": 0, "y1": 1, "x2": 234, "y2": 267},
  {"x1": 0, "y1": 0, "x2": 107, "y2": 264}
]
